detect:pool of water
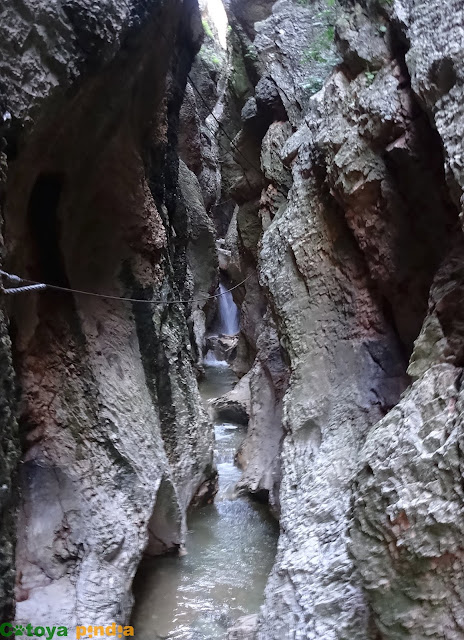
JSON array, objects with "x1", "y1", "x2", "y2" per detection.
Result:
[
  {"x1": 131, "y1": 365, "x2": 278, "y2": 640},
  {"x1": 198, "y1": 364, "x2": 238, "y2": 401}
]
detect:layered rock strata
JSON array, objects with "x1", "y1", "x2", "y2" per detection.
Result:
[
  {"x1": 0, "y1": 0, "x2": 217, "y2": 629},
  {"x1": 222, "y1": 0, "x2": 464, "y2": 638}
]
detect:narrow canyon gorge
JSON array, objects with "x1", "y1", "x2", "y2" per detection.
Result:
[{"x1": 0, "y1": 0, "x2": 463, "y2": 638}]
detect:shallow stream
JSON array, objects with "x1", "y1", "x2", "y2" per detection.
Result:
[{"x1": 131, "y1": 364, "x2": 278, "y2": 640}]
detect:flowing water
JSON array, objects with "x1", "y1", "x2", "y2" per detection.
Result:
[
  {"x1": 131, "y1": 364, "x2": 279, "y2": 640},
  {"x1": 204, "y1": 280, "x2": 240, "y2": 366},
  {"x1": 202, "y1": 350, "x2": 228, "y2": 368},
  {"x1": 216, "y1": 283, "x2": 240, "y2": 336}
]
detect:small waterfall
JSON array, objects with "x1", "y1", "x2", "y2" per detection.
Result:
[
  {"x1": 203, "y1": 279, "x2": 240, "y2": 368},
  {"x1": 204, "y1": 350, "x2": 228, "y2": 368},
  {"x1": 217, "y1": 283, "x2": 239, "y2": 336}
]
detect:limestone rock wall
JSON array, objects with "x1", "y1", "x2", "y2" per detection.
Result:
[
  {"x1": 349, "y1": 2, "x2": 464, "y2": 637},
  {"x1": 0, "y1": 157, "x2": 19, "y2": 622},
  {"x1": 0, "y1": 0, "x2": 217, "y2": 630},
  {"x1": 223, "y1": 0, "x2": 464, "y2": 638}
]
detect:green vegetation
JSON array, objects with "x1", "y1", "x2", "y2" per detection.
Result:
[
  {"x1": 199, "y1": 46, "x2": 224, "y2": 70},
  {"x1": 301, "y1": 0, "x2": 338, "y2": 65},
  {"x1": 298, "y1": 0, "x2": 336, "y2": 11},
  {"x1": 319, "y1": 0, "x2": 337, "y2": 22},
  {"x1": 202, "y1": 18, "x2": 214, "y2": 39},
  {"x1": 365, "y1": 69, "x2": 378, "y2": 85},
  {"x1": 302, "y1": 25, "x2": 335, "y2": 63}
]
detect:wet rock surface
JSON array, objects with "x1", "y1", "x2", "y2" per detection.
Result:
[
  {"x1": 227, "y1": 614, "x2": 258, "y2": 640},
  {"x1": 0, "y1": 310, "x2": 19, "y2": 623},
  {"x1": 210, "y1": 370, "x2": 250, "y2": 426}
]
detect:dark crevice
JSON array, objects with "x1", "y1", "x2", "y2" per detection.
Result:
[{"x1": 27, "y1": 173, "x2": 69, "y2": 288}]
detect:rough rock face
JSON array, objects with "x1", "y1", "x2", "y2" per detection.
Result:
[
  {"x1": 0, "y1": 138, "x2": 19, "y2": 624},
  {"x1": 256, "y1": 113, "x2": 409, "y2": 639},
  {"x1": 1, "y1": 0, "x2": 464, "y2": 637},
  {"x1": 350, "y1": 247, "x2": 464, "y2": 639},
  {"x1": 181, "y1": 0, "x2": 253, "y2": 241},
  {"x1": 180, "y1": 159, "x2": 219, "y2": 368},
  {"x1": 227, "y1": 614, "x2": 259, "y2": 640},
  {"x1": 0, "y1": 248, "x2": 19, "y2": 624},
  {"x1": 350, "y1": 230, "x2": 464, "y2": 640},
  {"x1": 215, "y1": 8, "x2": 293, "y2": 510},
  {"x1": 211, "y1": 370, "x2": 250, "y2": 426},
  {"x1": 221, "y1": 0, "x2": 464, "y2": 638},
  {"x1": 235, "y1": 312, "x2": 287, "y2": 513},
  {"x1": 351, "y1": 364, "x2": 464, "y2": 639},
  {"x1": 348, "y1": 2, "x2": 464, "y2": 633},
  {"x1": 401, "y1": 0, "x2": 464, "y2": 212},
  {"x1": 0, "y1": 0, "x2": 217, "y2": 630}
]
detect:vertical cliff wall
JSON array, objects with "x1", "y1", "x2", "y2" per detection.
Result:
[
  {"x1": 349, "y1": 1, "x2": 464, "y2": 637},
  {"x1": 0, "y1": 0, "x2": 218, "y2": 629},
  {"x1": 0, "y1": 163, "x2": 19, "y2": 622},
  {"x1": 220, "y1": 0, "x2": 464, "y2": 638}
]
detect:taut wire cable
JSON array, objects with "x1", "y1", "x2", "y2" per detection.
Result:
[{"x1": 0, "y1": 269, "x2": 250, "y2": 304}]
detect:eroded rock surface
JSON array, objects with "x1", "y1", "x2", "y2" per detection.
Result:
[
  {"x1": 0, "y1": 0, "x2": 217, "y2": 630},
  {"x1": 352, "y1": 363, "x2": 464, "y2": 639},
  {"x1": 220, "y1": 0, "x2": 464, "y2": 638},
  {"x1": 0, "y1": 139, "x2": 19, "y2": 624},
  {"x1": 1, "y1": 0, "x2": 464, "y2": 637},
  {"x1": 0, "y1": 305, "x2": 18, "y2": 624},
  {"x1": 210, "y1": 369, "x2": 250, "y2": 425}
]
